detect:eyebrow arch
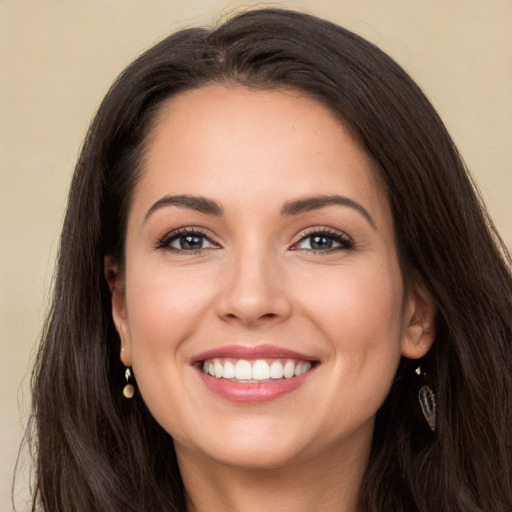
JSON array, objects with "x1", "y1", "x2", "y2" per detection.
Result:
[
  {"x1": 144, "y1": 194, "x2": 223, "y2": 222},
  {"x1": 281, "y1": 195, "x2": 376, "y2": 229}
]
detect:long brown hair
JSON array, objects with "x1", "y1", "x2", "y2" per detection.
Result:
[{"x1": 24, "y1": 8, "x2": 512, "y2": 511}]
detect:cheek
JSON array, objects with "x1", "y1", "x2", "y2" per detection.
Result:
[
  {"x1": 121, "y1": 263, "x2": 218, "y2": 437},
  {"x1": 295, "y1": 258, "x2": 404, "y2": 396},
  {"x1": 127, "y1": 260, "x2": 212, "y2": 334},
  {"x1": 297, "y1": 257, "x2": 404, "y2": 343},
  {"x1": 123, "y1": 261, "x2": 215, "y2": 386}
]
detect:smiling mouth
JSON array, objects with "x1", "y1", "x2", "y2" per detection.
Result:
[{"x1": 201, "y1": 358, "x2": 314, "y2": 382}]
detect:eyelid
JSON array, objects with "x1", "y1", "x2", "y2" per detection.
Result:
[
  {"x1": 154, "y1": 225, "x2": 353, "y2": 253},
  {"x1": 290, "y1": 226, "x2": 355, "y2": 252},
  {"x1": 155, "y1": 226, "x2": 220, "y2": 251}
]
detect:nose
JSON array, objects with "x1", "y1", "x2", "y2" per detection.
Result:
[{"x1": 216, "y1": 245, "x2": 292, "y2": 327}]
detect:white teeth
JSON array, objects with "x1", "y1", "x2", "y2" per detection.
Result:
[
  {"x1": 283, "y1": 360, "x2": 295, "y2": 379},
  {"x1": 214, "y1": 359, "x2": 223, "y2": 378},
  {"x1": 223, "y1": 360, "x2": 235, "y2": 379},
  {"x1": 270, "y1": 360, "x2": 284, "y2": 379},
  {"x1": 235, "y1": 360, "x2": 252, "y2": 380},
  {"x1": 201, "y1": 358, "x2": 313, "y2": 381},
  {"x1": 295, "y1": 361, "x2": 312, "y2": 376},
  {"x1": 252, "y1": 360, "x2": 270, "y2": 380}
]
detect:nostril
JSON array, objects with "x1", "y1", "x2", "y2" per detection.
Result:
[
  {"x1": 216, "y1": 282, "x2": 293, "y2": 325},
  {"x1": 221, "y1": 310, "x2": 281, "y2": 326}
]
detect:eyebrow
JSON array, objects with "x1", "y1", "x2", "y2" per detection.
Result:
[
  {"x1": 144, "y1": 194, "x2": 223, "y2": 222},
  {"x1": 144, "y1": 193, "x2": 376, "y2": 229},
  {"x1": 281, "y1": 195, "x2": 376, "y2": 229}
]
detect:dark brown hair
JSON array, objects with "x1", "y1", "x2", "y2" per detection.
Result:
[{"x1": 24, "y1": 8, "x2": 512, "y2": 511}]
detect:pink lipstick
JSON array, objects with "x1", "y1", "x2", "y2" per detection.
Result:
[{"x1": 191, "y1": 344, "x2": 317, "y2": 403}]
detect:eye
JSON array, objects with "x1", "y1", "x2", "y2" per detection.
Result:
[
  {"x1": 156, "y1": 228, "x2": 219, "y2": 252},
  {"x1": 292, "y1": 228, "x2": 354, "y2": 253}
]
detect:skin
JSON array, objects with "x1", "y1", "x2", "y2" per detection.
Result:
[{"x1": 109, "y1": 85, "x2": 436, "y2": 512}]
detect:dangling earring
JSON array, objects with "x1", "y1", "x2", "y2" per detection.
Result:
[
  {"x1": 123, "y1": 367, "x2": 135, "y2": 399},
  {"x1": 415, "y1": 366, "x2": 437, "y2": 432}
]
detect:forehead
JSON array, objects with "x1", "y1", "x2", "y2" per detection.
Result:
[{"x1": 132, "y1": 85, "x2": 390, "y2": 229}]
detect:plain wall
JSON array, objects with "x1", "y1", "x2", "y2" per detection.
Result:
[{"x1": 1, "y1": 0, "x2": 511, "y2": 508}]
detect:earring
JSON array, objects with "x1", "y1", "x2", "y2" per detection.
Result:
[
  {"x1": 123, "y1": 367, "x2": 135, "y2": 399},
  {"x1": 415, "y1": 366, "x2": 437, "y2": 432}
]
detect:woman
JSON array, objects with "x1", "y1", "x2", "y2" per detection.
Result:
[{"x1": 26, "y1": 8, "x2": 512, "y2": 512}]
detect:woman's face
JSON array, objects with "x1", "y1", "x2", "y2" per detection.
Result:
[{"x1": 111, "y1": 85, "x2": 435, "y2": 471}]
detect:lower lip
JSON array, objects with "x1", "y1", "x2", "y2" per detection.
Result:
[{"x1": 196, "y1": 367, "x2": 315, "y2": 403}]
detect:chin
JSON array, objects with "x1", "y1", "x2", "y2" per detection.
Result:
[
  {"x1": 170, "y1": 414, "x2": 313, "y2": 469},
  {"x1": 195, "y1": 440, "x2": 307, "y2": 471}
]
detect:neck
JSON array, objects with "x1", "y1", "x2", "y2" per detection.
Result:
[{"x1": 177, "y1": 440, "x2": 369, "y2": 512}]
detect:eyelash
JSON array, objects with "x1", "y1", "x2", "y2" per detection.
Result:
[
  {"x1": 155, "y1": 227, "x2": 218, "y2": 253},
  {"x1": 155, "y1": 226, "x2": 354, "y2": 254},
  {"x1": 291, "y1": 227, "x2": 355, "y2": 254}
]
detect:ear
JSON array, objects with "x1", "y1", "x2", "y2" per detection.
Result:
[
  {"x1": 104, "y1": 255, "x2": 132, "y2": 367},
  {"x1": 400, "y1": 273, "x2": 437, "y2": 359}
]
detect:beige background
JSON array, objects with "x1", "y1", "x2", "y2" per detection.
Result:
[{"x1": 1, "y1": 0, "x2": 511, "y2": 509}]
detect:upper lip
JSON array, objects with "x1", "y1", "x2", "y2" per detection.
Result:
[{"x1": 190, "y1": 344, "x2": 317, "y2": 363}]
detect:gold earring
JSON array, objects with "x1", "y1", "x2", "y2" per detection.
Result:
[{"x1": 123, "y1": 367, "x2": 135, "y2": 399}]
